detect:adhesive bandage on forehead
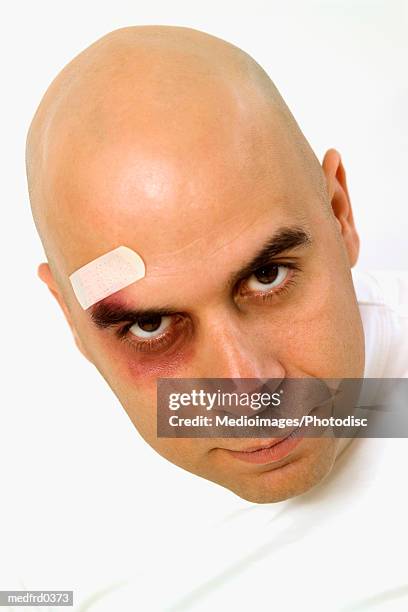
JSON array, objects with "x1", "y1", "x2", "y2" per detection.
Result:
[{"x1": 69, "y1": 246, "x2": 146, "y2": 309}]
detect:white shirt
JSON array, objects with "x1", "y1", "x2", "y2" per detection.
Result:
[{"x1": 353, "y1": 269, "x2": 408, "y2": 378}]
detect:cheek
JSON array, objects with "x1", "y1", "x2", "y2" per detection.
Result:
[
  {"x1": 260, "y1": 275, "x2": 362, "y2": 376},
  {"x1": 153, "y1": 438, "x2": 211, "y2": 472},
  {"x1": 87, "y1": 336, "x2": 200, "y2": 442}
]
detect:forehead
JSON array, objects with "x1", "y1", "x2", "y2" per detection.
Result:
[{"x1": 47, "y1": 108, "x2": 320, "y2": 283}]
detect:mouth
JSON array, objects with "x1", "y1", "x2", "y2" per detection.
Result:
[{"x1": 224, "y1": 429, "x2": 303, "y2": 465}]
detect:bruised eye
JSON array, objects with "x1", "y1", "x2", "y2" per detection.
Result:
[
  {"x1": 129, "y1": 314, "x2": 172, "y2": 339},
  {"x1": 245, "y1": 264, "x2": 289, "y2": 293}
]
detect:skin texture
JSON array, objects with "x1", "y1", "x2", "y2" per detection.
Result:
[{"x1": 26, "y1": 26, "x2": 365, "y2": 503}]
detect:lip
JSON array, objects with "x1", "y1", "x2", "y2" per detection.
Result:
[{"x1": 225, "y1": 430, "x2": 303, "y2": 465}]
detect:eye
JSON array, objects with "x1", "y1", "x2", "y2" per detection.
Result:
[
  {"x1": 129, "y1": 314, "x2": 172, "y2": 339},
  {"x1": 245, "y1": 264, "x2": 290, "y2": 293}
]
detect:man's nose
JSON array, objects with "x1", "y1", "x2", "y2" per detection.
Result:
[{"x1": 195, "y1": 313, "x2": 285, "y2": 381}]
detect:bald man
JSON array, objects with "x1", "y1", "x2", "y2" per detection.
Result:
[{"x1": 26, "y1": 26, "x2": 407, "y2": 506}]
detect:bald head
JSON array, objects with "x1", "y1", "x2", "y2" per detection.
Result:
[{"x1": 26, "y1": 25, "x2": 325, "y2": 285}]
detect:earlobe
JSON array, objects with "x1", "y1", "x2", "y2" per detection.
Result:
[
  {"x1": 37, "y1": 262, "x2": 92, "y2": 362},
  {"x1": 322, "y1": 148, "x2": 360, "y2": 267}
]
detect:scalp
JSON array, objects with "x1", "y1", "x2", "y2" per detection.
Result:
[{"x1": 26, "y1": 25, "x2": 326, "y2": 281}]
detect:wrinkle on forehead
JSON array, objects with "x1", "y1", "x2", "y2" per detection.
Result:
[{"x1": 145, "y1": 207, "x2": 286, "y2": 272}]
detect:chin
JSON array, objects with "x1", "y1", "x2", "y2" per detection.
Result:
[{"x1": 217, "y1": 440, "x2": 339, "y2": 504}]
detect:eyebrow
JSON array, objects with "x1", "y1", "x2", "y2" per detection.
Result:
[
  {"x1": 89, "y1": 225, "x2": 312, "y2": 330},
  {"x1": 229, "y1": 226, "x2": 312, "y2": 286}
]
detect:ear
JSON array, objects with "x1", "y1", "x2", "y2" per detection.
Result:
[
  {"x1": 38, "y1": 263, "x2": 91, "y2": 361},
  {"x1": 322, "y1": 148, "x2": 360, "y2": 266}
]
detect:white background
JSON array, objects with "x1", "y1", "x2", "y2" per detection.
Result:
[{"x1": 1, "y1": 0, "x2": 407, "y2": 607}]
